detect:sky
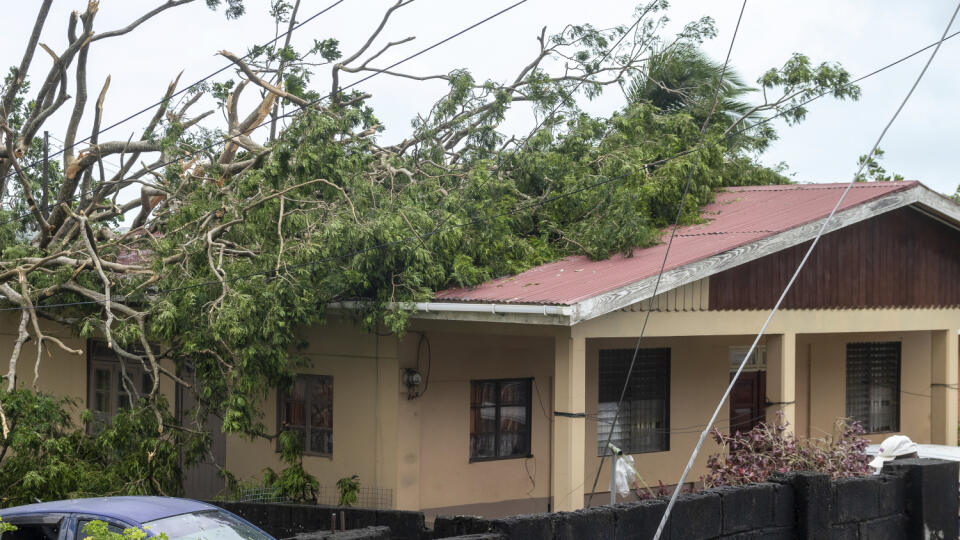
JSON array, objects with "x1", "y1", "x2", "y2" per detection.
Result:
[{"x1": 3, "y1": 0, "x2": 959, "y2": 200}]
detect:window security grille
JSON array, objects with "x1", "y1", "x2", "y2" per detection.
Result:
[
  {"x1": 846, "y1": 341, "x2": 900, "y2": 433},
  {"x1": 598, "y1": 348, "x2": 670, "y2": 455}
]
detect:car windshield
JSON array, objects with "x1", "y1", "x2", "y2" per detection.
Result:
[{"x1": 143, "y1": 510, "x2": 270, "y2": 540}]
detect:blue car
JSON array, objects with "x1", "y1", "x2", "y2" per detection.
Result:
[{"x1": 0, "y1": 497, "x2": 273, "y2": 540}]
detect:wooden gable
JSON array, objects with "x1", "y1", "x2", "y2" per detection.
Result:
[{"x1": 709, "y1": 206, "x2": 960, "y2": 310}]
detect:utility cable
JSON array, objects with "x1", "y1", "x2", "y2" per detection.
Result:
[
  {"x1": 0, "y1": 5, "x2": 955, "y2": 231},
  {"x1": 653, "y1": 3, "x2": 960, "y2": 538},
  {"x1": 0, "y1": 150, "x2": 683, "y2": 313},
  {"x1": 0, "y1": 0, "x2": 531, "y2": 230},
  {"x1": 1, "y1": 0, "x2": 955, "y2": 312},
  {"x1": 1, "y1": 0, "x2": 349, "y2": 189},
  {"x1": 587, "y1": 0, "x2": 749, "y2": 510}
]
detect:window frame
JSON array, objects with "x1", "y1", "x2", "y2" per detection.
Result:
[
  {"x1": 845, "y1": 341, "x2": 901, "y2": 434},
  {"x1": 86, "y1": 340, "x2": 151, "y2": 429},
  {"x1": 469, "y1": 377, "x2": 533, "y2": 463},
  {"x1": 597, "y1": 347, "x2": 671, "y2": 456},
  {"x1": 276, "y1": 374, "x2": 334, "y2": 458}
]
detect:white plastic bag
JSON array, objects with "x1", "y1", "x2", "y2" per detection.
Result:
[{"x1": 614, "y1": 454, "x2": 637, "y2": 497}]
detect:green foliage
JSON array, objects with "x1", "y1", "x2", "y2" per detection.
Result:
[
  {"x1": 854, "y1": 148, "x2": 904, "y2": 182},
  {"x1": 756, "y1": 53, "x2": 860, "y2": 126},
  {"x1": 205, "y1": 0, "x2": 246, "y2": 19},
  {"x1": 0, "y1": 518, "x2": 16, "y2": 535},
  {"x1": 81, "y1": 520, "x2": 167, "y2": 540},
  {"x1": 336, "y1": 475, "x2": 360, "y2": 507},
  {"x1": 0, "y1": 2, "x2": 861, "y2": 502},
  {"x1": 0, "y1": 390, "x2": 186, "y2": 507}
]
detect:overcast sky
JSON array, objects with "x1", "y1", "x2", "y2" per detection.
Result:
[{"x1": 4, "y1": 0, "x2": 959, "y2": 198}]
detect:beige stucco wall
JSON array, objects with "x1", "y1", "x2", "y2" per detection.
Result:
[
  {"x1": 0, "y1": 312, "x2": 87, "y2": 409},
  {"x1": 796, "y1": 331, "x2": 932, "y2": 444},
  {"x1": 0, "y1": 311, "x2": 177, "y2": 422},
  {"x1": 396, "y1": 326, "x2": 556, "y2": 518},
  {"x1": 225, "y1": 318, "x2": 400, "y2": 501},
  {"x1": 584, "y1": 335, "x2": 754, "y2": 495}
]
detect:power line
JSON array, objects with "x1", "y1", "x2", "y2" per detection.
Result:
[
  {"x1": 1, "y1": 0, "x2": 349, "y2": 189},
  {"x1": 0, "y1": 9, "x2": 955, "y2": 232},
  {"x1": 588, "y1": 0, "x2": 750, "y2": 510},
  {"x1": 0, "y1": 0, "x2": 531, "y2": 231},
  {"x1": 653, "y1": 3, "x2": 960, "y2": 538},
  {"x1": 1, "y1": 1, "x2": 954, "y2": 313},
  {"x1": 0, "y1": 150, "x2": 683, "y2": 313},
  {"x1": 2, "y1": 8, "x2": 953, "y2": 311}
]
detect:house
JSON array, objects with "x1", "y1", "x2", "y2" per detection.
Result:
[{"x1": 2, "y1": 181, "x2": 959, "y2": 520}]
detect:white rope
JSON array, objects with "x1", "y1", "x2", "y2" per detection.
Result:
[{"x1": 652, "y1": 3, "x2": 960, "y2": 538}]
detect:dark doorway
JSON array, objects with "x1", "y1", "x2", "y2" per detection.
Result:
[
  {"x1": 729, "y1": 371, "x2": 766, "y2": 435},
  {"x1": 177, "y1": 368, "x2": 227, "y2": 499}
]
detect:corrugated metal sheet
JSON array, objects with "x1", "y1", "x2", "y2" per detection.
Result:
[{"x1": 435, "y1": 182, "x2": 918, "y2": 305}]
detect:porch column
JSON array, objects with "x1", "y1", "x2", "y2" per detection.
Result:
[
  {"x1": 765, "y1": 333, "x2": 797, "y2": 433},
  {"x1": 552, "y1": 332, "x2": 586, "y2": 512},
  {"x1": 930, "y1": 329, "x2": 958, "y2": 445}
]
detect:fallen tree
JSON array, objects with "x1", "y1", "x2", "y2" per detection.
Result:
[{"x1": 0, "y1": 0, "x2": 859, "y2": 502}]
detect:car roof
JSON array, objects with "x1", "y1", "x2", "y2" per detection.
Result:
[{"x1": 0, "y1": 496, "x2": 218, "y2": 524}]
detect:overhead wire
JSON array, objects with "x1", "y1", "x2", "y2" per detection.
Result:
[
  {"x1": 0, "y1": 0, "x2": 956, "y2": 320},
  {"x1": 0, "y1": 6, "x2": 956, "y2": 232},
  {"x1": 0, "y1": 0, "x2": 539, "y2": 312},
  {"x1": 0, "y1": 0, "x2": 532, "y2": 231},
  {"x1": 586, "y1": 0, "x2": 750, "y2": 509},
  {"x1": 652, "y1": 3, "x2": 960, "y2": 538},
  {"x1": 1, "y1": 0, "x2": 349, "y2": 189},
  {"x1": 1, "y1": 8, "x2": 956, "y2": 313}
]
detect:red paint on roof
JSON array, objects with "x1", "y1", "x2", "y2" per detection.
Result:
[{"x1": 435, "y1": 181, "x2": 919, "y2": 305}]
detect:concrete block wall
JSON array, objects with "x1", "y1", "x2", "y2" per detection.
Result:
[{"x1": 213, "y1": 459, "x2": 957, "y2": 540}]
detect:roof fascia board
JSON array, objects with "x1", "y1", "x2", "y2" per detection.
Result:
[
  {"x1": 570, "y1": 185, "x2": 922, "y2": 324},
  {"x1": 329, "y1": 301, "x2": 572, "y2": 326},
  {"x1": 914, "y1": 184, "x2": 960, "y2": 225}
]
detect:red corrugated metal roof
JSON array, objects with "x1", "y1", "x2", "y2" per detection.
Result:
[{"x1": 435, "y1": 181, "x2": 919, "y2": 305}]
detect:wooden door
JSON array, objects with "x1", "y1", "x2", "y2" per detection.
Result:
[{"x1": 729, "y1": 371, "x2": 766, "y2": 435}]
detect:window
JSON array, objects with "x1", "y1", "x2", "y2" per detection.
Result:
[
  {"x1": 88, "y1": 341, "x2": 152, "y2": 428},
  {"x1": 598, "y1": 348, "x2": 670, "y2": 455},
  {"x1": 278, "y1": 375, "x2": 333, "y2": 456},
  {"x1": 729, "y1": 346, "x2": 766, "y2": 372},
  {"x1": 470, "y1": 378, "x2": 532, "y2": 461},
  {"x1": 846, "y1": 341, "x2": 901, "y2": 433},
  {"x1": 1, "y1": 518, "x2": 61, "y2": 540}
]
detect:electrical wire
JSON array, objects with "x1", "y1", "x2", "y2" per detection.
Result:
[
  {"x1": 588, "y1": 0, "x2": 750, "y2": 510},
  {"x1": 1, "y1": 0, "x2": 956, "y2": 318},
  {"x1": 0, "y1": 0, "x2": 349, "y2": 189},
  {"x1": 0, "y1": 0, "x2": 532, "y2": 231},
  {"x1": 652, "y1": 4, "x2": 960, "y2": 538},
  {"x1": 1, "y1": 6, "x2": 955, "y2": 231}
]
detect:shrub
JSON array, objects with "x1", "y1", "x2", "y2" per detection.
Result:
[
  {"x1": 702, "y1": 413, "x2": 870, "y2": 488},
  {"x1": 337, "y1": 475, "x2": 360, "y2": 507}
]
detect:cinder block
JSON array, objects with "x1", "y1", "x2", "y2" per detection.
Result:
[
  {"x1": 770, "y1": 471, "x2": 831, "y2": 539},
  {"x1": 771, "y1": 483, "x2": 795, "y2": 528},
  {"x1": 432, "y1": 515, "x2": 491, "y2": 537},
  {"x1": 669, "y1": 491, "x2": 721, "y2": 539},
  {"x1": 553, "y1": 506, "x2": 615, "y2": 540},
  {"x1": 612, "y1": 499, "x2": 668, "y2": 540},
  {"x1": 373, "y1": 509, "x2": 425, "y2": 539},
  {"x1": 710, "y1": 483, "x2": 775, "y2": 533},
  {"x1": 832, "y1": 476, "x2": 881, "y2": 523},
  {"x1": 718, "y1": 527, "x2": 792, "y2": 540},
  {"x1": 885, "y1": 458, "x2": 959, "y2": 540},
  {"x1": 876, "y1": 474, "x2": 907, "y2": 517},
  {"x1": 829, "y1": 523, "x2": 858, "y2": 540},
  {"x1": 858, "y1": 514, "x2": 908, "y2": 540},
  {"x1": 489, "y1": 513, "x2": 554, "y2": 540}
]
